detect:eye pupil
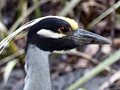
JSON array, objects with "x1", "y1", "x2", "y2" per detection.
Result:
[
  {"x1": 60, "y1": 26, "x2": 69, "y2": 34},
  {"x1": 62, "y1": 27, "x2": 68, "y2": 32}
]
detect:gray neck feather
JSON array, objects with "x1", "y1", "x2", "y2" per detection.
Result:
[{"x1": 24, "y1": 44, "x2": 51, "y2": 90}]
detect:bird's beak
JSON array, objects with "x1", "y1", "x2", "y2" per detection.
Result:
[{"x1": 67, "y1": 28, "x2": 111, "y2": 45}]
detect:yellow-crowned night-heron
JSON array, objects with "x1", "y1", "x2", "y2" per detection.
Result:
[{"x1": 0, "y1": 16, "x2": 111, "y2": 90}]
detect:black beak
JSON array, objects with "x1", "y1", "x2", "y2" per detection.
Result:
[{"x1": 67, "y1": 28, "x2": 111, "y2": 45}]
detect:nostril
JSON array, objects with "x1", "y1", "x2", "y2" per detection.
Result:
[{"x1": 90, "y1": 40, "x2": 96, "y2": 43}]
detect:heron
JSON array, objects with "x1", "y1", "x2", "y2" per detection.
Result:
[{"x1": 0, "y1": 16, "x2": 111, "y2": 90}]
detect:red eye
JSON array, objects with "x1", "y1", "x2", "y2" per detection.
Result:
[{"x1": 60, "y1": 26, "x2": 69, "y2": 34}]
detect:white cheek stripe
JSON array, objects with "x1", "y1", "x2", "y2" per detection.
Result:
[{"x1": 37, "y1": 29, "x2": 65, "y2": 38}]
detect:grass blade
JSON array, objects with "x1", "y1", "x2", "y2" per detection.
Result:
[
  {"x1": 67, "y1": 49, "x2": 120, "y2": 90},
  {"x1": 3, "y1": 59, "x2": 19, "y2": 86},
  {"x1": 9, "y1": 0, "x2": 50, "y2": 33},
  {"x1": 57, "y1": 0, "x2": 81, "y2": 16},
  {"x1": 32, "y1": 0, "x2": 41, "y2": 18},
  {"x1": 86, "y1": 1, "x2": 120, "y2": 30}
]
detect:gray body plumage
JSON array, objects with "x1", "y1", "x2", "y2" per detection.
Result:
[
  {"x1": 22, "y1": 16, "x2": 111, "y2": 90},
  {"x1": 0, "y1": 16, "x2": 111, "y2": 90},
  {"x1": 24, "y1": 44, "x2": 51, "y2": 90}
]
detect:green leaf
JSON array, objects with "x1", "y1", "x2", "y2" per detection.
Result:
[
  {"x1": 67, "y1": 48, "x2": 120, "y2": 90},
  {"x1": 3, "y1": 59, "x2": 18, "y2": 86},
  {"x1": 57, "y1": 0, "x2": 81, "y2": 16},
  {"x1": 86, "y1": 1, "x2": 120, "y2": 30},
  {"x1": 115, "y1": 14, "x2": 120, "y2": 28}
]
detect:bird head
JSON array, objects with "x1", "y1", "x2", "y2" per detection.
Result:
[{"x1": 26, "y1": 16, "x2": 111, "y2": 52}]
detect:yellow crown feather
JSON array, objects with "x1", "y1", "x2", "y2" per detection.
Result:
[{"x1": 59, "y1": 17, "x2": 78, "y2": 30}]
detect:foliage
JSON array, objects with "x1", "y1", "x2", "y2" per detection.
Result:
[{"x1": 0, "y1": 0, "x2": 120, "y2": 90}]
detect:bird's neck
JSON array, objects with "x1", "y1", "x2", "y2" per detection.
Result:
[{"x1": 24, "y1": 44, "x2": 51, "y2": 90}]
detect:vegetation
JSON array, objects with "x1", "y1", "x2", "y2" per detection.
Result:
[{"x1": 0, "y1": 0, "x2": 120, "y2": 90}]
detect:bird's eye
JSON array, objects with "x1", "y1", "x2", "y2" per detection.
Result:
[{"x1": 60, "y1": 26, "x2": 69, "y2": 34}]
